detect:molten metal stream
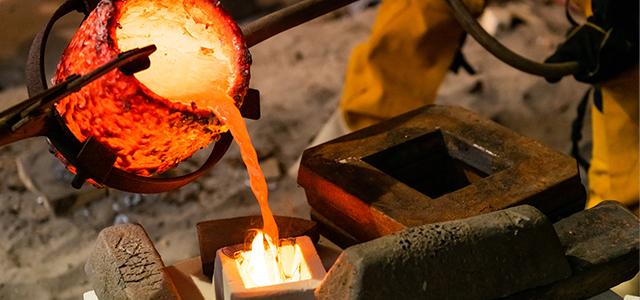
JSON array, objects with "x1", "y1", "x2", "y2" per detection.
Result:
[{"x1": 212, "y1": 97, "x2": 279, "y2": 242}]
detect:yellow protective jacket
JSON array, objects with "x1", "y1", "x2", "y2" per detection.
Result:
[
  {"x1": 587, "y1": 66, "x2": 639, "y2": 212},
  {"x1": 340, "y1": 0, "x2": 639, "y2": 210}
]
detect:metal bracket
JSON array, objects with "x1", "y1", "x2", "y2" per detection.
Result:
[{"x1": 71, "y1": 136, "x2": 116, "y2": 189}]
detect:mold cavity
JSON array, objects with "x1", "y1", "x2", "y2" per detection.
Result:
[{"x1": 363, "y1": 130, "x2": 508, "y2": 199}]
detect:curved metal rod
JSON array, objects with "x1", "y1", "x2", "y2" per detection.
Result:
[
  {"x1": 99, "y1": 133, "x2": 234, "y2": 193},
  {"x1": 241, "y1": 0, "x2": 358, "y2": 47},
  {"x1": 445, "y1": 0, "x2": 580, "y2": 78},
  {"x1": 26, "y1": 0, "x2": 85, "y2": 96}
]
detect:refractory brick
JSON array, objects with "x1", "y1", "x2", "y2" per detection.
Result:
[{"x1": 85, "y1": 223, "x2": 180, "y2": 300}]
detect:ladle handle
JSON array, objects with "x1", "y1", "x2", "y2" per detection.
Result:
[
  {"x1": 241, "y1": 0, "x2": 581, "y2": 78},
  {"x1": 0, "y1": 117, "x2": 49, "y2": 147},
  {"x1": 241, "y1": 0, "x2": 359, "y2": 47}
]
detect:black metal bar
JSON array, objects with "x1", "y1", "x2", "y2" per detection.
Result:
[{"x1": 239, "y1": 89, "x2": 261, "y2": 120}]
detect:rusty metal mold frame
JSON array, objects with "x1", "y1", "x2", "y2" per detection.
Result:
[{"x1": 298, "y1": 105, "x2": 585, "y2": 246}]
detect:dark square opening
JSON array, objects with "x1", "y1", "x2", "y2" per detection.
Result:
[{"x1": 363, "y1": 130, "x2": 505, "y2": 199}]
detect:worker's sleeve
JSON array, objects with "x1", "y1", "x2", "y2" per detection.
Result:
[
  {"x1": 339, "y1": 0, "x2": 485, "y2": 131},
  {"x1": 587, "y1": 66, "x2": 639, "y2": 212}
]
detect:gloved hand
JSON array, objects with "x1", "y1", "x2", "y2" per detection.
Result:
[{"x1": 545, "y1": 0, "x2": 638, "y2": 83}]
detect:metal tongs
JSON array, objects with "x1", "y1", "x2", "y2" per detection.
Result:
[{"x1": 0, "y1": 45, "x2": 156, "y2": 142}]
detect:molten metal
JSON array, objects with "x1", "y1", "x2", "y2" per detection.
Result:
[
  {"x1": 236, "y1": 231, "x2": 308, "y2": 288},
  {"x1": 214, "y1": 235, "x2": 325, "y2": 300},
  {"x1": 54, "y1": 0, "x2": 250, "y2": 176}
]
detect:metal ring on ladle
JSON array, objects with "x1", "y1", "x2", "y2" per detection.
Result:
[
  {"x1": 24, "y1": 0, "x2": 258, "y2": 194},
  {"x1": 445, "y1": 0, "x2": 581, "y2": 78}
]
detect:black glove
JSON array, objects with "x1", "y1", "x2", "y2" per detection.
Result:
[{"x1": 545, "y1": 0, "x2": 638, "y2": 84}]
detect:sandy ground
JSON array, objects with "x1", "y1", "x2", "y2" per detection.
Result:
[{"x1": 0, "y1": 0, "x2": 590, "y2": 298}]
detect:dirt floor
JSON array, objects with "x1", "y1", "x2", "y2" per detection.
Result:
[{"x1": 0, "y1": 0, "x2": 590, "y2": 298}]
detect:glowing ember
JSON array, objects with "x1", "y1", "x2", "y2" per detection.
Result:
[{"x1": 235, "y1": 231, "x2": 309, "y2": 288}]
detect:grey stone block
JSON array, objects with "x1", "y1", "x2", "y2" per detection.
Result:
[
  {"x1": 85, "y1": 223, "x2": 180, "y2": 300},
  {"x1": 505, "y1": 201, "x2": 640, "y2": 299},
  {"x1": 315, "y1": 205, "x2": 571, "y2": 300}
]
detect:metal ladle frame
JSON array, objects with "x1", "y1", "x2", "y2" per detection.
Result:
[{"x1": 23, "y1": 0, "x2": 258, "y2": 193}]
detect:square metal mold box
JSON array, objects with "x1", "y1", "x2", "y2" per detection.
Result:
[{"x1": 298, "y1": 105, "x2": 585, "y2": 247}]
